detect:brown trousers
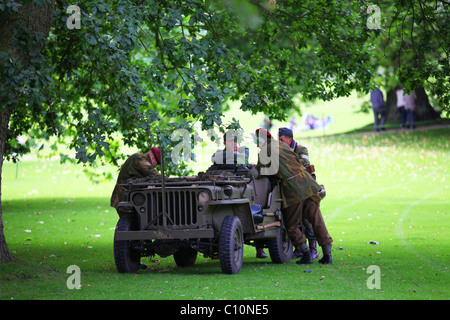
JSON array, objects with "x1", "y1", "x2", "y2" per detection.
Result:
[{"x1": 282, "y1": 198, "x2": 333, "y2": 248}]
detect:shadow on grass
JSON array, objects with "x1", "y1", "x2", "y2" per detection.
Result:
[{"x1": 3, "y1": 196, "x2": 292, "y2": 277}]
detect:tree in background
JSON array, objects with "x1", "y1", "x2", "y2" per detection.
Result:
[
  {"x1": 1, "y1": 0, "x2": 56, "y2": 263},
  {"x1": 0, "y1": 0, "x2": 448, "y2": 263},
  {"x1": 362, "y1": 1, "x2": 449, "y2": 122}
]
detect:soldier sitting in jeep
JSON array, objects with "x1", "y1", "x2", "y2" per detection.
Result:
[{"x1": 207, "y1": 130, "x2": 268, "y2": 259}]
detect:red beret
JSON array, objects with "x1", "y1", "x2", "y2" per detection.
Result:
[
  {"x1": 151, "y1": 147, "x2": 161, "y2": 164},
  {"x1": 256, "y1": 128, "x2": 272, "y2": 139}
]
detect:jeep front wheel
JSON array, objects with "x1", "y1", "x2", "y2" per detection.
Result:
[
  {"x1": 114, "y1": 215, "x2": 141, "y2": 273},
  {"x1": 219, "y1": 215, "x2": 244, "y2": 274},
  {"x1": 267, "y1": 225, "x2": 292, "y2": 264}
]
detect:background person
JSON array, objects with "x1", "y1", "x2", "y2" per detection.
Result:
[
  {"x1": 370, "y1": 88, "x2": 387, "y2": 132},
  {"x1": 396, "y1": 86, "x2": 407, "y2": 129},
  {"x1": 404, "y1": 90, "x2": 417, "y2": 129}
]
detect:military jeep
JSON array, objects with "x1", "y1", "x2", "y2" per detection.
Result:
[{"x1": 113, "y1": 167, "x2": 292, "y2": 274}]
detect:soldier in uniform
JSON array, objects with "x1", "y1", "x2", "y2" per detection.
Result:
[
  {"x1": 278, "y1": 127, "x2": 323, "y2": 259},
  {"x1": 209, "y1": 130, "x2": 268, "y2": 259},
  {"x1": 110, "y1": 147, "x2": 161, "y2": 216},
  {"x1": 255, "y1": 128, "x2": 333, "y2": 264},
  {"x1": 279, "y1": 127, "x2": 310, "y2": 166},
  {"x1": 209, "y1": 130, "x2": 249, "y2": 171}
]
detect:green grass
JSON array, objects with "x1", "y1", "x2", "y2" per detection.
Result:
[{"x1": 1, "y1": 127, "x2": 448, "y2": 300}]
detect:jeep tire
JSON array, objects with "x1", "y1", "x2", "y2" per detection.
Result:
[
  {"x1": 219, "y1": 215, "x2": 244, "y2": 274},
  {"x1": 267, "y1": 225, "x2": 292, "y2": 264},
  {"x1": 114, "y1": 215, "x2": 141, "y2": 273}
]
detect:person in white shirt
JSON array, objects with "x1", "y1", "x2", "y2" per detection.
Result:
[
  {"x1": 404, "y1": 90, "x2": 417, "y2": 129},
  {"x1": 396, "y1": 86, "x2": 406, "y2": 129}
]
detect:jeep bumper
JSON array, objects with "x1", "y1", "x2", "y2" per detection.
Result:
[{"x1": 115, "y1": 229, "x2": 215, "y2": 240}]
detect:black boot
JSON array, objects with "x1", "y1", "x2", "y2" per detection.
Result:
[
  {"x1": 318, "y1": 243, "x2": 332, "y2": 264},
  {"x1": 256, "y1": 247, "x2": 268, "y2": 259},
  {"x1": 296, "y1": 249, "x2": 313, "y2": 264},
  {"x1": 309, "y1": 240, "x2": 319, "y2": 259},
  {"x1": 292, "y1": 247, "x2": 303, "y2": 259},
  {"x1": 318, "y1": 254, "x2": 332, "y2": 264}
]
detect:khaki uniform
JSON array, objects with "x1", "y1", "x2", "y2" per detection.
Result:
[
  {"x1": 290, "y1": 141, "x2": 317, "y2": 180},
  {"x1": 291, "y1": 142, "x2": 317, "y2": 244},
  {"x1": 292, "y1": 142, "x2": 310, "y2": 167},
  {"x1": 256, "y1": 139, "x2": 332, "y2": 248},
  {"x1": 256, "y1": 139, "x2": 321, "y2": 207},
  {"x1": 282, "y1": 198, "x2": 332, "y2": 248},
  {"x1": 110, "y1": 153, "x2": 160, "y2": 211}
]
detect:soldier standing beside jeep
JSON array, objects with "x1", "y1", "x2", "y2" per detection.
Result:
[
  {"x1": 255, "y1": 128, "x2": 333, "y2": 264},
  {"x1": 278, "y1": 127, "x2": 325, "y2": 260},
  {"x1": 110, "y1": 147, "x2": 161, "y2": 216},
  {"x1": 278, "y1": 127, "x2": 311, "y2": 171}
]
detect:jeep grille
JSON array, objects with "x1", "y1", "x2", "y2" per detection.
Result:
[{"x1": 146, "y1": 190, "x2": 198, "y2": 228}]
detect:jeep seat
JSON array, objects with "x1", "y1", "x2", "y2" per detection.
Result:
[{"x1": 253, "y1": 177, "x2": 271, "y2": 208}]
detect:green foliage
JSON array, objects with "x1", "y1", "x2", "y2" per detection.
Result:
[
  {"x1": 365, "y1": 1, "x2": 449, "y2": 111},
  {"x1": 1, "y1": 0, "x2": 448, "y2": 177}
]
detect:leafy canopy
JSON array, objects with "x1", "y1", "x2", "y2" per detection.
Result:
[{"x1": 1, "y1": 0, "x2": 446, "y2": 176}]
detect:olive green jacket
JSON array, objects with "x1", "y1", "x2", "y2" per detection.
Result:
[
  {"x1": 110, "y1": 153, "x2": 160, "y2": 208},
  {"x1": 293, "y1": 142, "x2": 310, "y2": 167},
  {"x1": 280, "y1": 139, "x2": 310, "y2": 166},
  {"x1": 256, "y1": 139, "x2": 321, "y2": 207}
]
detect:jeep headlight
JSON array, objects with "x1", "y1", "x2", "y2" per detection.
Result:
[
  {"x1": 223, "y1": 185, "x2": 233, "y2": 198},
  {"x1": 198, "y1": 191, "x2": 210, "y2": 205},
  {"x1": 132, "y1": 192, "x2": 146, "y2": 206}
]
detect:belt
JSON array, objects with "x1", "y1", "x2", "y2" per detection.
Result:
[{"x1": 285, "y1": 173, "x2": 301, "y2": 181}]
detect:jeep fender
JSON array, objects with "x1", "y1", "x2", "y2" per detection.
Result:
[{"x1": 209, "y1": 202, "x2": 255, "y2": 234}]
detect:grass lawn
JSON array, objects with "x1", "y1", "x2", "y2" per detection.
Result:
[{"x1": 1, "y1": 125, "x2": 448, "y2": 300}]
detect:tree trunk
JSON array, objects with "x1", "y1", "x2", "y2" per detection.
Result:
[
  {"x1": 385, "y1": 86, "x2": 441, "y2": 124},
  {"x1": 0, "y1": 109, "x2": 13, "y2": 263},
  {"x1": 0, "y1": 1, "x2": 55, "y2": 264}
]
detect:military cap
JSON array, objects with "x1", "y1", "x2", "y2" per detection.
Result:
[
  {"x1": 279, "y1": 127, "x2": 293, "y2": 138},
  {"x1": 151, "y1": 147, "x2": 161, "y2": 164},
  {"x1": 255, "y1": 128, "x2": 272, "y2": 139}
]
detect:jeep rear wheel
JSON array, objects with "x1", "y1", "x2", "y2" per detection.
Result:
[
  {"x1": 114, "y1": 215, "x2": 141, "y2": 273},
  {"x1": 267, "y1": 225, "x2": 292, "y2": 264},
  {"x1": 219, "y1": 215, "x2": 244, "y2": 274}
]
